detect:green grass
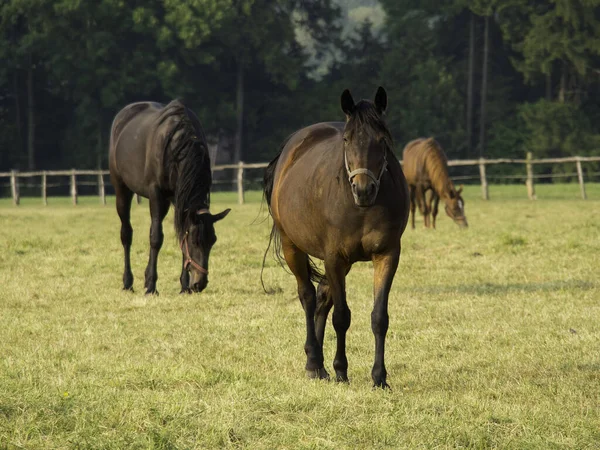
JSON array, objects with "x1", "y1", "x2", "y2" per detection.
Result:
[{"x1": 0, "y1": 184, "x2": 599, "y2": 449}]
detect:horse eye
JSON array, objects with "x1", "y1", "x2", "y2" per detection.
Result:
[{"x1": 343, "y1": 136, "x2": 348, "y2": 144}]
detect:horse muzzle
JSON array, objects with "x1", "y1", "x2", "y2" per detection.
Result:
[
  {"x1": 351, "y1": 178, "x2": 378, "y2": 207},
  {"x1": 190, "y1": 275, "x2": 208, "y2": 292}
]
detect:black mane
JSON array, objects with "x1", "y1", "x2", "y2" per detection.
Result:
[{"x1": 159, "y1": 100, "x2": 212, "y2": 241}]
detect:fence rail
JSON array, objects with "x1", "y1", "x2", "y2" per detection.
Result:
[{"x1": 2, "y1": 154, "x2": 600, "y2": 206}]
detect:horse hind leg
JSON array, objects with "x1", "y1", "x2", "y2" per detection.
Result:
[
  {"x1": 281, "y1": 234, "x2": 328, "y2": 380},
  {"x1": 416, "y1": 185, "x2": 429, "y2": 228},
  {"x1": 315, "y1": 279, "x2": 333, "y2": 351},
  {"x1": 315, "y1": 265, "x2": 351, "y2": 352},
  {"x1": 408, "y1": 185, "x2": 416, "y2": 230},
  {"x1": 115, "y1": 182, "x2": 134, "y2": 291}
]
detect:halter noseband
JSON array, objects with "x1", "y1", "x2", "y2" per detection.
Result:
[
  {"x1": 344, "y1": 150, "x2": 388, "y2": 192},
  {"x1": 179, "y1": 208, "x2": 210, "y2": 275}
]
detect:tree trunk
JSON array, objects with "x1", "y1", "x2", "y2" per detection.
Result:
[
  {"x1": 27, "y1": 55, "x2": 35, "y2": 170},
  {"x1": 466, "y1": 11, "x2": 475, "y2": 158},
  {"x1": 13, "y1": 71, "x2": 22, "y2": 154},
  {"x1": 558, "y1": 62, "x2": 566, "y2": 103},
  {"x1": 478, "y1": 15, "x2": 489, "y2": 159},
  {"x1": 233, "y1": 60, "x2": 244, "y2": 164},
  {"x1": 97, "y1": 115, "x2": 103, "y2": 169},
  {"x1": 546, "y1": 72, "x2": 552, "y2": 100}
]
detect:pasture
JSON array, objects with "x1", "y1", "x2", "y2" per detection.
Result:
[{"x1": 1, "y1": 184, "x2": 599, "y2": 449}]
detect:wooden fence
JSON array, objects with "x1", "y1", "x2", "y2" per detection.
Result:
[{"x1": 1, "y1": 155, "x2": 599, "y2": 206}]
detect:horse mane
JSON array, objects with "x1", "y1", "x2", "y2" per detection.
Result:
[
  {"x1": 420, "y1": 138, "x2": 455, "y2": 198},
  {"x1": 159, "y1": 100, "x2": 212, "y2": 240}
]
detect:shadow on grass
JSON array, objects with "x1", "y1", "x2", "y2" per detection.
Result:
[{"x1": 405, "y1": 280, "x2": 596, "y2": 296}]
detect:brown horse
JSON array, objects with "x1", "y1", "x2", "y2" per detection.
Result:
[
  {"x1": 109, "y1": 100, "x2": 230, "y2": 295},
  {"x1": 263, "y1": 87, "x2": 409, "y2": 388},
  {"x1": 402, "y1": 137, "x2": 468, "y2": 229}
]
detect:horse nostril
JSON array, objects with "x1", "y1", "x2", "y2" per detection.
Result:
[
  {"x1": 368, "y1": 182, "x2": 376, "y2": 195},
  {"x1": 351, "y1": 182, "x2": 358, "y2": 194}
]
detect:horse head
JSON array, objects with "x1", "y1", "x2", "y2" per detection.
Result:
[
  {"x1": 181, "y1": 208, "x2": 231, "y2": 292},
  {"x1": 341, "y1": 86, "x2": 392, "y2": 207},
  {"x1": 445, "y1": 185, "x2": 468, "y2": 228}
]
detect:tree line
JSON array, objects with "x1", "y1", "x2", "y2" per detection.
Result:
[{"x1": 1, "y1": 0, "x2": 599, "y2": 176}]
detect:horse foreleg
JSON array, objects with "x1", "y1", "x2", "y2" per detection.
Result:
[
  {"x1": 371, "y1": 247, "x2": 400, "y2": 389},
  {"x1": 115, "y1": 184, "x2": 134, "y2": 291},
  {"x1": 282, "y1": 235, "x2": 328, "y2": 380},
  {"x1": 431, "y1": 193, "x2": 440, "y2": 229},
  {"x1": 179, "y1": 255, "x2": 191, "y2": 294},
  {"x1": 144, "y1": 188, "x2": 169, "y2": 295},
  {"x1": 325, "y1": 256, "x2": 351, "y2": 383}
]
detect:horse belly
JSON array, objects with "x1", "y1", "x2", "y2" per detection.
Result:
[{"x1": 274, "y1": 172, "x2": 328, "y2": 260}]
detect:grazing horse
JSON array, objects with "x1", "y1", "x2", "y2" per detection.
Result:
[
  {"x1": 402, "y1": 137, "x2": 468, "y2": 229},
  {"x1": 263, "y1": 87, "x2": 409, "y2": 388},
  {"x1": 109, "y1": 100, "x2": 230, "y2": 295}
]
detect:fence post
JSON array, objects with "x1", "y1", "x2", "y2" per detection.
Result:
[
  {"x1": 237, "y1": 160, "x2": 245, "y2": 205},
  {"x1": 10, "y1": 170, "x2": 20, "y2": 206},
  {"x1": 42, "y1": 171, "x2": 48, "y2": 206},
  {"x1": 478, "y1": 159, "x2": 489, "y2": 200},
  {"x1": 576, "y1": 157, "x2": 587, "y2": 200},
  {"x1": 70, "y1": 169, "x2": 78, "y2": 205},
  {"x1": 98, "y1": 172, "x2": 106, "y2": 205},
  {"x1": 526, "y1": 152, "x2": 536, "y2": 200}
]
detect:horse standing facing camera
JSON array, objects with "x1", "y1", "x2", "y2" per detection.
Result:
[{"x1": 263, "y1": 87, "x2": 409, "y2": 388}]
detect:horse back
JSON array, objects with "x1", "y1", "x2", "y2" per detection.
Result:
[{"x1": 109, "y1": 102, "x2": 169, "y2": 196}]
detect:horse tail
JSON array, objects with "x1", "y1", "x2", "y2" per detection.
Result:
[
  {"x1": 263, "y1": 152, "x2": 280, "y2": 209},
  {"x1": 307, "y1": 257, "x2": 326, "y2": 285}
]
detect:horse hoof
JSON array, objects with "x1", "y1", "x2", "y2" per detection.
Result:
[
  {"x1": 335, "y1": 373, "x2": 349, "y2": 383},
  {"x1": 122, "y1": 286, "x2": 134, "y2": 292},
  {"x1": 373, "y1": 380, "x2": 391, "y2": 390},
  {"x1": 179, "y1": 288, "x2": 192, "y2": 295},
  {"x1": 145, "y1": 289, "x2": 159, "y2": 296},
  {"x1": 306, "y1": 368, "x2": 330, "y2": 380}
]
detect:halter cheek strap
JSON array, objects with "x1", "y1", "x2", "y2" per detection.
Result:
[
  {"x1": 344, "y1": 150, "x2": 388, "y2": 190},
  {"x1": 180, "y1": 233, "x2": 208, "y2": 275},
  {"x1": 179, "y1": 206, "x2": 211, "y2": 275}
]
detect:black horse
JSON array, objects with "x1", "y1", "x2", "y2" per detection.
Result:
[
  {"x1": 109, "y1": 100, "x2": 230, "y2": 295},
  {"x1": 263, "y1": 87, "x2": 409, "y2": 388}
]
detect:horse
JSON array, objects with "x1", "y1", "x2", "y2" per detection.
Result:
[
  {"x1": 402, "y1": 137, "x2": 468, "y2": 229},
  {"x1": 109, "y1": 100, "x2": 230, "y2": 295},
  {"x1": 263, "y1": 87, "x2": 409, "y2": 388}
]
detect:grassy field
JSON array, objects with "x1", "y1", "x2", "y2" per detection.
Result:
[{"x1": 0, "y1": 184, "x2": 599, "y2": 449}]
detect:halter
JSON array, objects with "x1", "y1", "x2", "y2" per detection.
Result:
[
  {"x1": 179, "y1": 208, "x2": 210, "y2": 275},
  {"x1": 344, "y1": 149, "x2": 388, "y2": 193}
]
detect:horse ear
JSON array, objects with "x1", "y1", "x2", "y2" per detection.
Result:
[
  {"x1": 457, "y1": 185, "x2": 463, "y2": 195},
  {"x1": 341, "y1": 89, "x2": 355, "y2": 116},
  {"x1": 374, "y1": 86, "x2": 387, "y2": 114},
  {"x1": 211, "y1": 208, "x2": 231, "y2": 222}
]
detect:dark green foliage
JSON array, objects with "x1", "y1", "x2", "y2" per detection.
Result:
[{"x1": 0, "y1": 0, "x2": 599, "y2": 173}]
